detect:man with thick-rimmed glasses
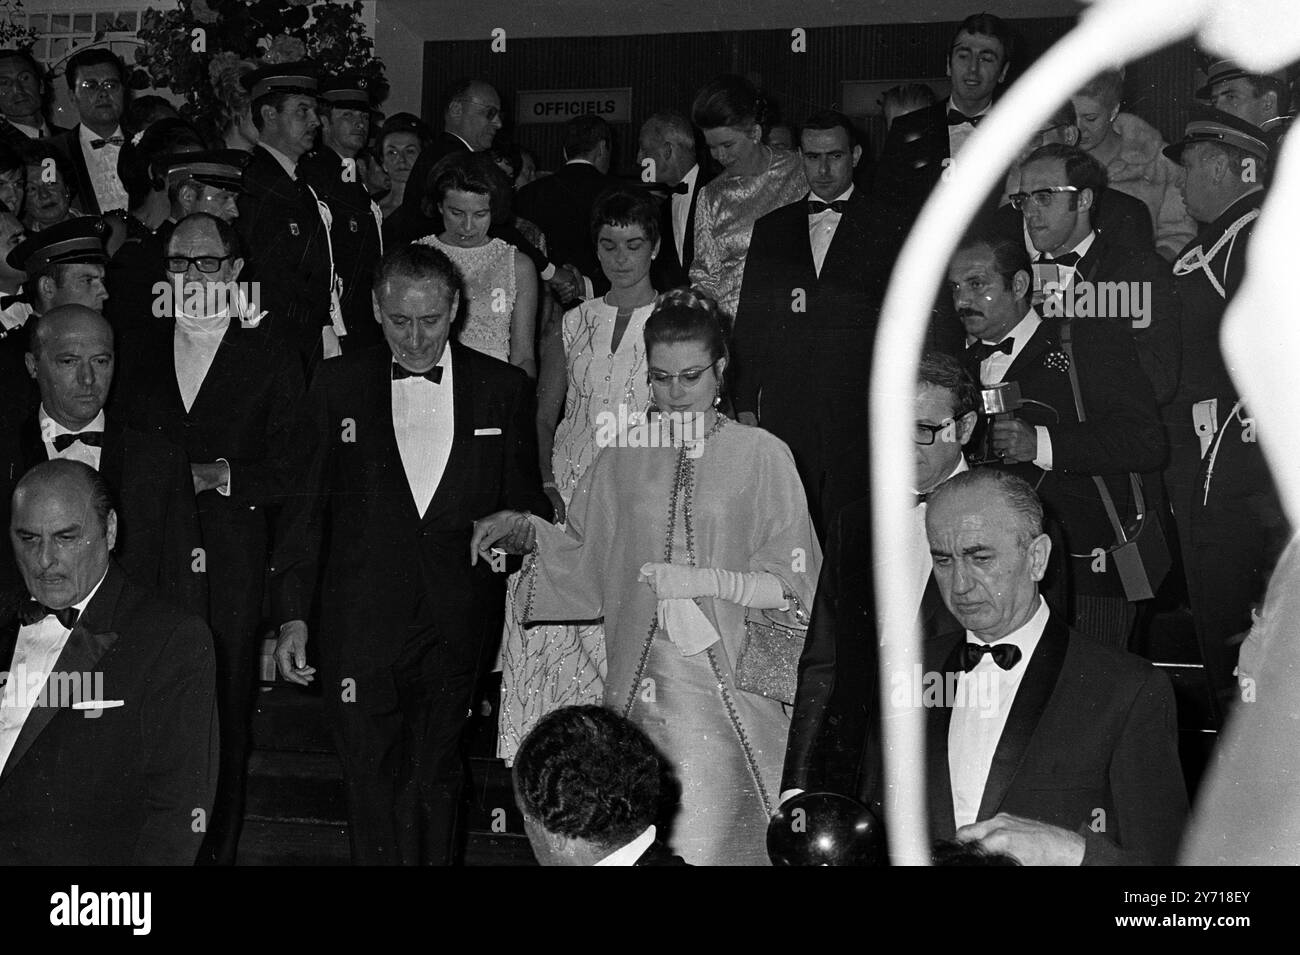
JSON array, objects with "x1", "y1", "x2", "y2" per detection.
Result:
[{"x1": 49, "y1": 48, "x2": 129, "y2": 215}]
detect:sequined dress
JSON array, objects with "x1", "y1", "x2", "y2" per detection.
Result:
[
  {"x1": 416, "y1": 234, "x2": 516, "y2": 361},
  {"x1": 689, "y1": 146, "x2": 809, "y2": 320},
  {"x1": 520, "y1": 419, "x2": 822, "y2": 865},
  {"x1": 497, "y1": 299, "x2": 655, "y2": 762}
]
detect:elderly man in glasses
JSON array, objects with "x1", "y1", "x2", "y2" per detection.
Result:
[
  {"x1": 49, "y1": 49, "x2": 129, "y2": 216},
  {"x1": 114, "y1": 210, "x2": 312, "y2": 866}
]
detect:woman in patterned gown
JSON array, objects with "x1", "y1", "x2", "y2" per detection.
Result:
[
  {"x1": 415, "y1": 153, "x2": 538, "y2": 377},
  {"x1": 688, "y1": 75, "x2": 808, "y2": 320},
  {"x1": 497, "y1": 188, "x2": 662, "y2": 763},
  {"x1": 474, "y1": 289, "x2": 822, "y2": 865}
]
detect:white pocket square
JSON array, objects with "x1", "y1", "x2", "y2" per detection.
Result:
[
  {"x1": 474, "y1": 428, "x2": 503, "y2": 436},
  {"x1": 73, "y1": 699, "x2": 124, "y2": 709}
]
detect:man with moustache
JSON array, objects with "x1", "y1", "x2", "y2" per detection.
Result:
[
  {"x1": 952, "y1": 233, "x2": 1164, "y2": 648},
  {"x1": 235, "y1": 64, "x2": 341, "y2": 368},
  {"x1": 273, "y1": 243, "x2": 550, "y2": 865},
  {"x1": 0, "y1": 305, "x2": 205, "y2": 619},
  {"x1": 49, "y1": 49, "x2": 129, "y2": 216},
  {"x1": 299, "y1": 73, "x2": 384, "y2": 352},
  {"x1": 893, "y1": 468, "x2": 1185, "y2": 865},
  {"x1": 0, "y1": 459, "x2": 217, "y2": 865}
]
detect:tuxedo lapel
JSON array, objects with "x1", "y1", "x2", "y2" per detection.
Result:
[
  {"x1": 1003, "y1": 317, "x2": 1055, "y2": 383},
  {"x1": 0, "y1": 565, "x2": 124, "y2": 783},
  {"x1": 68, "y1": 126, "x2": 100, "y2": 216},
  {"x1": 372, "y1": 349, "x2": 424, "y2": 524},
  {"x1": 18, "y1": 413, "x2": 46, "y2": 468},
  {"x1": 975, "y1": 613, "x2": 1069, "y2": 820},
  {"x1": 818, "y1": 192, "x2": 869, "y2": 284},
  {"x1": 683, "y1": 176, "x2": 704, "y2": 269},
  {"x1": 419, "y1": 343, "x2": 472, "y2": 526},
  {"x1": 926, "y1": 635, "x2": 965, "y2": 840},
  {"x1": 99, "y1": 414, "x2": 126, "y2": 492},
  {"x1": 185, "y1": 319, "x2": 244, "y2": 420}
]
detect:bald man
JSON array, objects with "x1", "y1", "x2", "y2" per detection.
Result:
[
  {"x1": 0, "y1": 459, "x2": 217, "y2": 864},
  {"x1": 0, "y1": 305, "x2": 205, "y2": 618}
]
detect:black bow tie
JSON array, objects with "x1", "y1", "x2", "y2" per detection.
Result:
[
  {"x1": 947, "y1": 109, "x2": 984, "y2": 127},
  {"x1": 960, "y1": 641, "x2": 1022, "y2": 671},
  {"x1": 966, "y1": 337, "x2": 1014, "y2": 363},
  {"x1": 90, "y1": 136, "x2": 124, "y2": 149},
  {"x1": 914, "y1": 491, "x2": 929, "y2": 507},
  {"x1": 52, "y1": 430, "x2": 103, "y2": 452},
  {"x1": 808, "y1": 199, "x2": 848, "y2": 215},
  {"x1": 1036, "y1": 251, "x2": 1080, "y2": 267},
  {"x1": 667, "y1": 181, "x2": 690, "y2": 195},
  {"x1": 392, "y1": 363, "x2": 443, "y2": 384},
  {"x1": 0, "y1": 293, "x2": 24, "y2": 310},
  {"x1": 18, "y1": 599, "x2": 80, "y2": 630}
]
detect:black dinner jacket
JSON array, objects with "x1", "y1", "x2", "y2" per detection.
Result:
[
  {"x1": 961, "y1": 315, "x2": 1166, "y2": 597},
  {"x1": 907, "y1": 613, "x2": 1187, "y2": 865},
  {"x1": 515, "y1": 160, "x2": 619, "y2": 295},
  {"x1": 298, "y1": 142, "x2": 384, "y2": 352},
  {"x1": 235, "y1": 145, "x2": 334, "y2": 366},
  {"x1": 387, "y1": 131, "x2": 473, "y2": 246},
  {"x1": 0, "y1": 412, "x2": 207, "y2": 619},
  {"x1": 0, "y1": 562, "x2": 218, "y2": 865},
  {"x1": 49, "y1": 123, "x2": 117, "y2": 216},
  {"x1": 649, "y1": 165, "x2": 712, "y2": 289},
  {"x1": 781, "y1": 494, "x2": 959, "y2": 804},
  {"x1": 0, "y1": 117, "x2": 70, "y2": 148},
  {"x1": 275, "y1": 342, "x2": 551, "y2": 705},
  {"x1": 114, "y1": 316, "x2": 311, "y2": 619}
]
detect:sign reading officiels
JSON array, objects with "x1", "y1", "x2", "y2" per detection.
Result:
[{"x1": 516, "y1": 88, "x2": 632, "y2": 125}]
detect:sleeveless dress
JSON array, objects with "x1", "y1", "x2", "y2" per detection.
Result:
[
  {"x1": 497, "y1": 298, "x2": 654, "y2": 762},
  {"x1": 416, "y1": 234, "x2": 517, "y2": 362}
]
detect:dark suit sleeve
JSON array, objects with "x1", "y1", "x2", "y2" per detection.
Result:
[
  {"x1": 158, "y1": 442, "x2": 209, "y2": 620},
  {"x1": 499, "y1": 366, "x2": 552, "y2": 520},
  {"x1": 1130, "y1": 247, "x2": 1182, "y2": 406},
  {"x1": 225, "y1": 346, "x2": 312, "y2": 509},
  {"x1": 1080, "y1": 666, "x2": 1188, "y2": 865},
  {"x1": 730, "y1": 215, "x2": 776, "y2": 418},
  {"x1": 781, "y1": 510, "x2": 842, "y2": 794},
  {"x1": 131, "y1": 614, "x2": 219, "y2": 865},
  {"x1": 1048, "y1": 321, "x2": 1167, "y2": 474}
]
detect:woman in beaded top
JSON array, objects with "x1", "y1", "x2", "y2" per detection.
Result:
[
  {"x1": 496, "y1": 187, "x2": 662, "y2": 764},
  {"x1": 474, "y1": 289, "x2": 822, "y2": 865},
  {"x1": 687, "y1": 75, "x2": 809, "y2": 321},
  {"x1": 416, "y1": 152, "x2": 538, "y2": 377}
]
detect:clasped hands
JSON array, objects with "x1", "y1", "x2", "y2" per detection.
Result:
[{"x1": 470, "y1": 509, "x2": 536, "y2": 565}]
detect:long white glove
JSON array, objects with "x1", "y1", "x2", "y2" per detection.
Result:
[{"x1": 639, "y1": 563, "x2": 787, "y2": 608}]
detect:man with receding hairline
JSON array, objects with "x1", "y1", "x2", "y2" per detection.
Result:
[
  {"x1": 861, "y1": 467, "x2": 1187, "y2": 865},
  {"x1": 0, "y1": 458, "x2": 217, "y2": 864},
  {"x1": 0, "y1": 305, "x2": 204, "y2": 618}
]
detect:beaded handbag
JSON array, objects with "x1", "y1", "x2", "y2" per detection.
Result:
[{"x1": 734, "y1": 592, "x2": 809, "y2": 705}]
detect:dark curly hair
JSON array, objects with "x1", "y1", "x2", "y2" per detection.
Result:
[
  {"x1": 512, "y1": 705, "x2": 662, "y2": 852},
  {"x1": 589, "y1": 185, "x2": 660, "y2": 246}
]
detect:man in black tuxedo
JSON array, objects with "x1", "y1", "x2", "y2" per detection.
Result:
[
  {"x1": 117, "y1": 213, "x2": 310, "y2": 865},
  {"x1": 0, "y1": 305, "x2": 205, "y2": 619},
  {"x1": 952, "y1": 233, "x2": 1166, "y2": 648},
  {"x1": 1164, "y1": 110, "x2": 1287, "y2": 720},
  {"x1": 299, "y1": 73, "x2": 384, "y2": 354},
  {"x1": 388, "y1": 78, "x2": 505, "y2": 246},
  {"x1": 273, "y1": 242, "x2": 550, "y2": 865},
  {"x1": 732, "y1": 110, "x2": 908, "y2": 535},
  {"x1": 781, "y1": 354, "x2": 974, "y2": 808},
  {"x1": 0, "y1": 49, "x2": 69, "y2": 146},
  {"x1": 0, "y1": 459, "x2": 217, "y2": 865},
  {"x1": 235, "y1": 64, "x2": 341, "y2": 368},
  {"x1": 637, "y1": 111, "x2": 709, "y2": 289},
  {"x1": 516, "y1": 114, "x2": 620, "y2": 301},
  {"x1": 1014, "y1": 143, "x2": 1182, "y2": 406},
  {"x1": 514, "y1": 705, "x2": 688, "y2": 866},
  {"x1": 895, "y1": 468, "x2": 1185, "y2": 864},
  {"x1": 874, "y1": 12, "x2": 1013, "y2": 205},
  {"x1": 48, "y1": 48, "x2": 129, "y2": 216}
]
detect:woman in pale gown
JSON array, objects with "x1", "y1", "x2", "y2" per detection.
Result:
[
  {"x1": 497, "y1": 188, "x2": 663, "y2": 762},
  {"x1": 688, "y1": 75, "x2": 809, "y2": 319},
  {"x1": 475, "y1": 289, "x2": 822, "y2": 865},
  {"x1": 415, "y1": 152, "x2": 538, "y2": 377}
]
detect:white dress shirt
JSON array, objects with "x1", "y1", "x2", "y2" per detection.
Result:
[
  {"x1": 78, "y1": 123, "x2": 128, "y2": 212},
  {"x1": 1030, "y1": 229, "x2": 1097, "y2": 305},
  {"x1": 0, "y1": 298, "x2": 32, "y2": 332},
  {"x1": 808, "y1": 184, "x2": 854, "y2": 278},
  {"x1": 258, "y1": 141, "x2": 299, "y2": 180},
  {"x1": 39, "y1": 405, "x2": 104, "y2": 470},
  {"x1": 946, "y1": 99, "x2": 991, "y2": 161},
  {"x1": 0, "y1": 568, "x2": 109, "y2": 774},
  {"x1": 393, "y1": 347, "x2": 454, "y2": 517},
  {"x1": 948, "y1": 596, "x2": 1049, "y2": 828},
  {"x1": 9, "y1": 120, "x2": 47, "y2": 139},
  {"x1": 594, "y1": 825, "x2": 656, "y2": 866},
  {"x1": 671, "y1": 164, "x2": 699, "y2": 264},
  {"x1": 975, "y1": 308, "x2": 1054, "y2": 470}
]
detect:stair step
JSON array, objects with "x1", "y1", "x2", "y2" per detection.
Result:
[
  {"x1": 252, "y1": 684, "x2": 334, "y2": 754},
  {"x1": 236, "y1": 818, "x2": 351, "y2": 866},
  {"x1": 246, "y1": 751, "x2": 348, "y2": 825}
]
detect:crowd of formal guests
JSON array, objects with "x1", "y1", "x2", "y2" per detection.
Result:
[{"x1": 0, "y1": 8, "x2": 1293, "y2": 866}]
